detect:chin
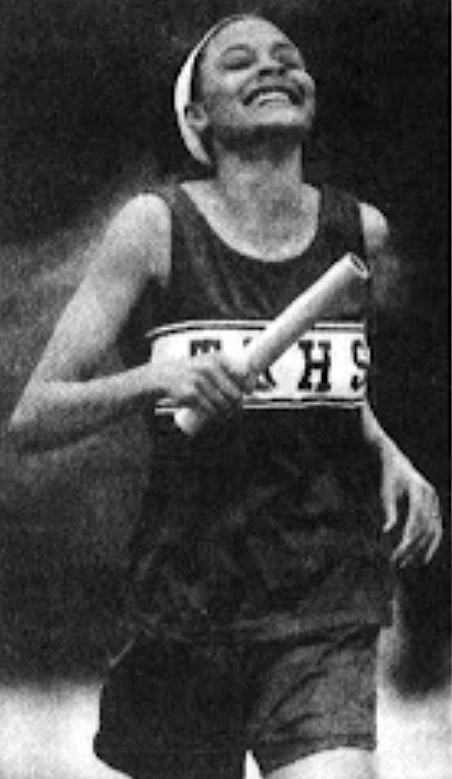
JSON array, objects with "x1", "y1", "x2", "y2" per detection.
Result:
[
  {"x1": 236, "y1": 121, "x2": 311, "y2": 149},
  {"x1": 216, "y1": 109, "x2": 314, "y2": 150},
  {"x1": 258, "y1": 117, "x2": 312, "y2": 137}
]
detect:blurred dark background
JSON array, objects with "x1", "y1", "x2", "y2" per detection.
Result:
[{"x1": 0, "y1": 0, "x2": 449, "y2": 687}]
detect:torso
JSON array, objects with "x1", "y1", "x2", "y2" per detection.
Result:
[{"x1": 121, "y1": 181, "x2": 392, "y2": 644}]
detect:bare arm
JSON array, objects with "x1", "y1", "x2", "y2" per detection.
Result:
[
  {"x1": 8, "y1": 194, "x2": 171, "y2": 451},
  {"x1": 359, "y1": 203, "x2": 442, "y2": 565},
  {"x1": 361, "y1": 402, "x2": 442, "y2": 565},
  {"x1": 8, "y1": 194, "x2": 247, "y2": 453}
]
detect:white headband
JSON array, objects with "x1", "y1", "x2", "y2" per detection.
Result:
[{"x1": 174, "y1": 15, "x2": 256, "y2": 166}]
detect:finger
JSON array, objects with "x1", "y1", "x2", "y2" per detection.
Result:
[
  {"x1": 411, "y1": 495, "x2": 443, "y2": 565},
  {"x1": 391, "y1": 517, "x2": 424, "y2": 566},
  {"x1": 204, "y1": 366, "x2": 248, "y2": 415},
  {"x1": 174, "y1": 377, "x2": 214, "y2": 417},
  {"x1": 215, "y1": 355, "x2": 252, "y2": 395},
  {"x1": 211, "y1": 371, "x2": 244, "y2": 408},
  {"x1": 396, "y1": 540, "x2": 428, "y2": 568},
  {"x1": 382, "y1": 490, "x2": 398, "y2": 532},
  {"x1": 393, "y1": 519, "x2": 439, "y2": 567},
  {"x1": 227, "y1": 362, "x2": 257, "y2": 394},
  {"x1": 188, "y1": 391, "x2": 221, "y2": 419},
  {"x1": 424, "y1": 525, "x2": 443, "y2": 564},
  {"x1": 187, "y1": 378, "x2": 228, "y2": 417},
  {"x1": 200, "y1": 382, "x2": 235, "y2": 415},
  {"x1": 196, "y1": 358, "x2": 243, "y2": 406},
  {"x1": 195, "y1": 378, "x2": 240, "y2": 417}
]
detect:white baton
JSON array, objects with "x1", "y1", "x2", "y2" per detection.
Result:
[{"x1": 174, "y1": 253, "x2": 369, "y2": 436}]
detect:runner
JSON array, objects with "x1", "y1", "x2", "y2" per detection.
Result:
[{"x1": 9, "y1": 14, "x2": 442, "y2": 779}]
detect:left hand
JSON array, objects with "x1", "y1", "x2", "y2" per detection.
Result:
[{"x1": 380, "y1": 443, "x2": 443, "y2": 568}]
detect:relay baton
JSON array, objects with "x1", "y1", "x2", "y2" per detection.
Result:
[{"x1": 174, "y1": 253, "x2": 369, "y2": 436}]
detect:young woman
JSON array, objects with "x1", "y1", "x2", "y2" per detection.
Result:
[{"x1": 9, "y1": 14, "x2": 441, "y2": 779}]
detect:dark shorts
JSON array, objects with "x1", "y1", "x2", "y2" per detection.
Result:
[{"x1": 94, "y1": 623, "x2": 379, "y2": 779}]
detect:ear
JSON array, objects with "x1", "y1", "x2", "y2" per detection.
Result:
[{"x1": 184, "y1": 102, "x2": 209, "y2": 136}]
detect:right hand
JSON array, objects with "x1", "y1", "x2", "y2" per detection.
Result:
[{"x1": 149, "y1": 352, "x2": 251, "y2": 421}]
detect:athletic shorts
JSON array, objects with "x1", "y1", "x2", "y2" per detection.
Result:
[{"x1": 94, "y1": 622, "x2": 379, "y2": 779}]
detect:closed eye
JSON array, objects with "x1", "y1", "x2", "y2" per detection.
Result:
[
  {"x1": 217, "y1": 41, "x2": 305, "y2": 73},
  {"x1": 219, "y1": 46, "x2": 256, "y2": 71},
  {"x1": 272, "y1": 44, "x2": 305, "y2": 70}
]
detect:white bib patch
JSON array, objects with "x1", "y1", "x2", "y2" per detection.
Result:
[{"x1": 147, "y1": 320, "x2": 370, "y2": 412}]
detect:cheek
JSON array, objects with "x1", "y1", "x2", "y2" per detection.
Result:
[
  {"x1": 299, "y1": 74, "x2": 316, "y2": 124},
  {"x1": 201, "y1": 64, "x2": 247, "y2": 109},
  {"x1": 300, "y1": 72, "x2": 316, "y2": 101},
  {"x1": 203, "y1": 84, "x2": 243, "y2": 122}
]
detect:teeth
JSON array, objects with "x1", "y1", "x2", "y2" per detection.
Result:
[{"x1": 253, "y1": 90, "x2": 291, "y2": 105}]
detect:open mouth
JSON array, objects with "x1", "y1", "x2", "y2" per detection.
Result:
[{"x1": 243, "y1": 83, "x2": 303, "y2": 107}]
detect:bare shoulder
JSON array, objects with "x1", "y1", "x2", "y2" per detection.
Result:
[
  {"x1": 113, "y1": 192, "x2": 171, "y2": 233},
  {"x1": 359, "y1": 201, "x2": 390, "y2": 254},
  {"x1": 359, "y1": 201, "x2": 404, "y2": 313},
  {"x1": 98, "y1": 192, "x2": 171, "y2": 284}
]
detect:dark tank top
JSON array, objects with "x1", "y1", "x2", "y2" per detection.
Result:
[{"x1": 119, "y1": 183, "x2": 392, "y2": 643}]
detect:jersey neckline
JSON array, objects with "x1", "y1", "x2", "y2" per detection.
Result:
[{"x1": 176, "y1": 182, "x2": 326, "y2": 268}]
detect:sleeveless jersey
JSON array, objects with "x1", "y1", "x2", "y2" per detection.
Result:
[{"x1": 119, "y1": 183, "x2": 392, "y2": 643}]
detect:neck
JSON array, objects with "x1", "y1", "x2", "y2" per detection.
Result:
[{"x1": 213, "y1": 143, "x2": 306, "y2": 225}]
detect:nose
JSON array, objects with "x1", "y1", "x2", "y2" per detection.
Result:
[{"x1": 255, "y1": 51, "x2": 286, "y2": 76}]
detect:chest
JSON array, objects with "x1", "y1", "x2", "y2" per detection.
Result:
[{"x1": 181, "y1": 182, "x2": 320, "y2": 262}]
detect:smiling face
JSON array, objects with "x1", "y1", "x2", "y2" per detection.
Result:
[{"x1": 186, "y1": 17, "x2": 316, "y2": 156}]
